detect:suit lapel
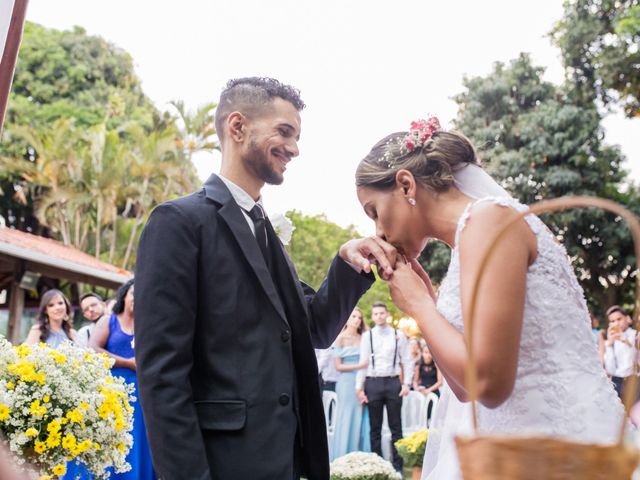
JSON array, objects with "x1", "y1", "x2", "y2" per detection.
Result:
[
  {"x1": 203, "y1": 175, "x2": 288, "y2": 326},
  {"x1": 266, "y1": 220, "x2": 309, "y2": 318}
]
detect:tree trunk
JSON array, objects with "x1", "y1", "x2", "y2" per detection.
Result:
[
  {"x1": 95, "y1": 196, "x2": 103, "y2": 259},
  {"x1": 121, "y1": 213, "x2": 144, "y2": 270},
  {"x1": 108, "y1": 210, "x2": 117, "y2": 265},
  {"x1": 56, "y1": 208, "x2": 70, "y2": 245}
]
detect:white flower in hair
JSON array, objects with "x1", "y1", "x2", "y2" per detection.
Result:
[{"x1": 269, "y1": 212, "x2": 295, "y2": 245}]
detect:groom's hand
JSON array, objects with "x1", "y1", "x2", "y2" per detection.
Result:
[
  {"x1": 356, "y1": 388, "x2": 368, "y2": 405},
  {"x1": 339, "y1": 237, "x2": 397, "y2": 279}
]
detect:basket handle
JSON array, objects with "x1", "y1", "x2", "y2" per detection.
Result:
[{"x1": 463, "y1": 196, "x2": 640, "y2": 445}]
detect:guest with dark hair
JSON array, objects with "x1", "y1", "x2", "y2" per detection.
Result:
[
  {"x1": 604, "y1": 305, "x2": 637, "y2": 399},
  {"x1": 75, "y1": 292, "x2": 106, "y2": 348},
  {"x1": 413, "y1": 345, "x2": 442, "y2": 396},
  {"x1": 89, "y1": 279, "x2": 155, "y2": 479},
  {"x1": 25, "y1": 289, "x2": 75, "y2": 347}
]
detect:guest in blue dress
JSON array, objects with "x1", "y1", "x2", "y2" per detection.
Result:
[
  {"x1": 88, "y1": 279, "x2": 156, "y2": 480},
  {"x1": 331, "y1": 307, "x2": 371, "y2": 460}
]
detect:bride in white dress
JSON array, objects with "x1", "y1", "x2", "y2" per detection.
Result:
[{"x1": 354, "y1": 118, "x2": 624, "y2": 479}]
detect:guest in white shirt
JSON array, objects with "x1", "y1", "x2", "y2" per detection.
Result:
[
  {"x1": 75, "y1": 292, "x2": 106, "y2": 348},
  {"x1": 316, "y1": 347, "x2": 339, "y2": 391},
  {"x1": 604, "y1": 305, "x2": 637, "y2": 398},
  {"x1": 355, "y1": 302, "x2": 413, "y2": 472}
]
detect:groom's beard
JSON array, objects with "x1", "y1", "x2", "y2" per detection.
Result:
[{"x1": 245, "y1": 139, "x2": 284, "y2": 185}]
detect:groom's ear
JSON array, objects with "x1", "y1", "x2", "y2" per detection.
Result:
[{"x1": 227, "y1": 112, "x2": 247, "y2": 143}]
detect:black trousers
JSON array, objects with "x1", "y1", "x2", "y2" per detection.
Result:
[
  {"x1": 612, "y1": 375, "x2": 640, "y2": 401},
  {"x1": 364, "y1": 376, "x2": 403, "y2": 471}
]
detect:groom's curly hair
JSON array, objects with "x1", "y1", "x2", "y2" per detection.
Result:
[{"x1": 214, "y1": 77, "x2": 305, "y2": 143}]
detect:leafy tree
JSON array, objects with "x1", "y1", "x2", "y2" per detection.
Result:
[
  {"x1": 285, "y1": 210, "x2": 401, "y2": 322},
  {"x1": 7, "y1": 22, "x2": 156, "y2": 129},
  {"x1": 170, "y1": 100, "x2": 219, "y2": 163},
  {"x1": 551, "y1": 0, "x2": 640, "y2": 117},
  {"x1": 356, "y1": 272, "x2": 402, "y2": 326},
  {"x1": 286, "y1": 210, "x2": 359, "y2": 290},
  {"x1": 0, "y1": 22, "x2": 207, "y2": 273},
  {"x1": 453, "y1": 53, "x2": 639, "y2": 315},
  {"x1": 418, "y1": 241, "x2": 452, "y2": 288}
]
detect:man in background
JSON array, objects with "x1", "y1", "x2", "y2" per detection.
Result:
[
  {"x1": 75, "y1": 292, "x2": 106, "y2": 348},
  {"x1": 356, "y1": 302, "x2": 413, "y2": 472}
]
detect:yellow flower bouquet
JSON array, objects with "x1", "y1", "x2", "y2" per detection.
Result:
[
  {"x1": 394, "y1": 430, "x2": 428, "y2": 468},
  {"x1": 0, "y1": 338, "x2": 134, "y2": 479}
]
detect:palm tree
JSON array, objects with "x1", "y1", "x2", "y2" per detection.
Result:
[
  {"x1": 120, "y1": 123, "x2": 182, "y2": 270},
  {"x1": 82, "y1": 123, "x2": 129, "y2": 260},
  {"x1": 0, "y1": 119, "x2": 87, "y2": 246},
  {"x1": 169, "y1": 100, "x2": 219, "y2": 163}
]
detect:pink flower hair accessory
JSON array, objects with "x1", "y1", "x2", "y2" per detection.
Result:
[{"x1": 378, "y1": 116, "x2": 442, "y2": 167}]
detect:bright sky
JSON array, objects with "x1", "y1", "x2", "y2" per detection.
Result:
[{"x1": 26, "y1": 0, "x2": 639, "y2": 235}]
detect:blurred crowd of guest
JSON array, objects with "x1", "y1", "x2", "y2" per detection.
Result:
[{"x1": 318, "y1": 301, "x2": 638, "y2": 471}]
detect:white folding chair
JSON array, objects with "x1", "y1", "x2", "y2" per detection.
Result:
[
  {"x1": 381, "y1": 407, "x2": 392, "y2": 461},
  {"x1": 424, "y1": 392, "x2": 439, "y2": 428},
  {"x1": 322, "y1": 390, "x2": 338, "y2": 458},
  {"x1": 401, "y1": 391, "x2": 427, "y2": 436},
  {"x1": 322, "y1": 390, "x2": 338, "y2": 433}
]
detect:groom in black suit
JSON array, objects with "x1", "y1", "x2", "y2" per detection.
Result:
[{"x1": 135, "y1": 77, "x2": 397, "y2": 480}]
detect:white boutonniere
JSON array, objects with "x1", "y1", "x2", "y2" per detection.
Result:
[{"x1": 269, "y1": 212, "x2": 295, "y2": 245}]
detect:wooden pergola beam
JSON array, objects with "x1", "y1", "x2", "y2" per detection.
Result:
[
  {"x1": 0, "y1": 0, "x2": 29, "y2": 133},
  {"x1": 7, "y1": 261, "x2": 24, "y2": 344}
]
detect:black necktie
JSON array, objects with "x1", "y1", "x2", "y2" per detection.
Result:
[{"x1": 246, "y1": 204, "x2": 270, "y2": 268}]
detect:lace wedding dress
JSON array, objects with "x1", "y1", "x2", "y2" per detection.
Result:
[{"x1": 422, "y1": 197, "x2": 624, "y2": 480}]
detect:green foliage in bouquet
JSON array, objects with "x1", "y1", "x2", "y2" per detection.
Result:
[
  {"x1": 330, "y1": 451, "x2": 401, "y2": 480},
  {"x1": 395, "y1": 430, "x2": 428, "y2": 468}
]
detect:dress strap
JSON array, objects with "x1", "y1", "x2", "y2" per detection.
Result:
[
  {"x1": 454, "y1": 196, "x2": 534, "y2": 247},
  {"x1": 454, "y1": 201, "x2": 478, "y2": 247}
]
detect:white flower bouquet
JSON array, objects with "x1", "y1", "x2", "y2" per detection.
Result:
[
  {"x1": 0, "y1": 338, "x2": 134, "y2": 479},
  {"x1": 330, "y1": 451, "x2": 402, "y2": 480}
]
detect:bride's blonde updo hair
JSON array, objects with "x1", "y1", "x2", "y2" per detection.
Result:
[{"x1": 356, "y1": 120, "x2": 480, "y2": 192}]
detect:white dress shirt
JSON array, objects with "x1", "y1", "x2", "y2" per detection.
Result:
[
  {"x1": 217, "y1": 174, "x2": 265, "y2": 238},
  {"x1": 356, "y1": 325, "x2": 414, "y2": 389},
  {"x1": 604, "y1": 327, "x2": 637, "y2": 378}
]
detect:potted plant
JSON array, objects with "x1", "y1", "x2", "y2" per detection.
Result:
[
  {"x1": 330, "y1": 451, "x2": 402, "y2": 480},
  {"x1": 395, "y1": 430, "x2": 428, "y2": 479}
]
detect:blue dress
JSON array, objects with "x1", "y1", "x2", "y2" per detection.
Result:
[
  {"x1": 330, "y1": 345, "x2": 371, "y2": 460},
  {"x1": 64, "y1": 314, "x2": 156, "y2": 480},
  {"x1": 106, "y1": 313, "x2": 155, "y2": 480}
]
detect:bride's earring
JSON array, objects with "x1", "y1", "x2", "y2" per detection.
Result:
[{"x1": 408, "y1": 198, "x2": 416, "y2": 206}]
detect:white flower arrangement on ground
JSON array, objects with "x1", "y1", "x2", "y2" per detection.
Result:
[
  {"x1": 0, "y1": 338, "x2": 134, "y2": 479},
  {"x1": 330, "y1": 451, "x2": 402, "y2": 480},
  {"x1": 269, "y1": 212, "x2": 295, "y2": 245}
]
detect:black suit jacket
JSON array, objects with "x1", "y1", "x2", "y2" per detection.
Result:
[{"x1": 134, "y1": 174, "x2": 374, "y2": 480}]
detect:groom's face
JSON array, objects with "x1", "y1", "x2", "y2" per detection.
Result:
[{"x1": 242, "y1": 98, "x2": 301, "y2": 185}]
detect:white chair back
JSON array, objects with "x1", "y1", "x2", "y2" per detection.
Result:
[
  {"x1": 322, "y1": 390, "x2": 338, "y2": 434},
  {"x1": 381, "y1": 407, "x2": 392, "y2": 461},
  {"x1": 424, "y1": 392, "x2": 439, "y2": 427},
  {"x1": 401, "y1": 391, "x2": 427, "y2": 436}
]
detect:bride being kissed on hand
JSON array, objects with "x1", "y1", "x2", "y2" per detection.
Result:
[{"x1": 354, "y1": 117, "x2": 623, "y2": 479}]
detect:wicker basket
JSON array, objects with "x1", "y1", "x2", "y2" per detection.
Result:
[{"x1": 455, "y1": 196, "x2": 640, "y2": 480}]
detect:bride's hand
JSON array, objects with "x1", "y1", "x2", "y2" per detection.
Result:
[
  {"x1": 409, "y1": 258, "x2": 437, "y2": 302},
  {"x1": 387, "y1": 259, "x2": 435, "y2": 318}
]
